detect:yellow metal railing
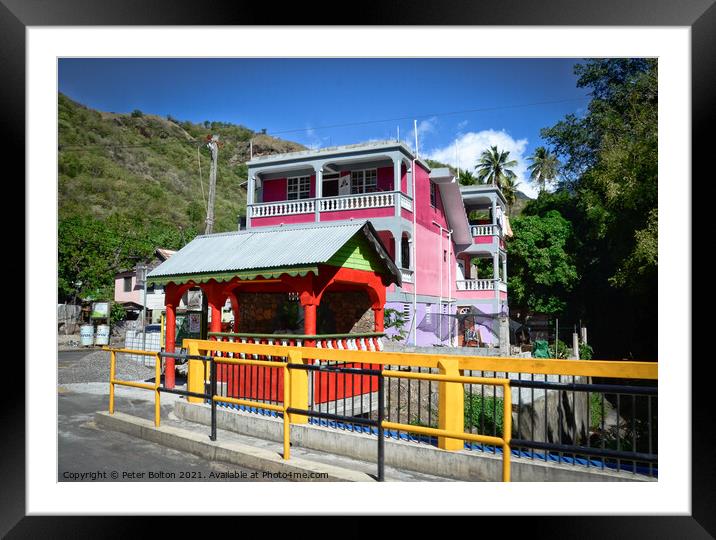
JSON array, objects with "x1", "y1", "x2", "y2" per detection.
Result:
[
  {"x1": 382, "y1": 370, "x2": 513, "y2": 481},
  {"x1": 103, "y1": 346, "x2": 293, "y2": 460},
  {"x1": 211, "y1": 356, "x2": 292, "y2": 460},
  {"x1": 106, "y1": 340, "x2": 658, "y2": 482},
  {"x1": 104, "y1": 347, "x2": 162, "y2": 427}
]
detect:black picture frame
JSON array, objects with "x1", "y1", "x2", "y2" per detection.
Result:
[{"x1": 4, "y1": 0, "x2": 710, "y2": 535}]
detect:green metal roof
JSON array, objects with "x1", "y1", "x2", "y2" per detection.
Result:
[{"x1": 147, "y1": 221, "x2": 401, "y2": 286}]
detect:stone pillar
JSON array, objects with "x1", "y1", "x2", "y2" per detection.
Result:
[{"x1": 499, "y1": 316, "x2": 510, "y2": 356}]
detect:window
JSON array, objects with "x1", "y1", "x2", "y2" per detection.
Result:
[
  {"x1": 350, "y1": 169, "x2": 377, "y2": 194},
  {"x1": 123, "y1": 276, "x2": 132, "y2": 292},
  {"x1": 425, "y1": 304, "x2": 432, "y2": 325},
  {"x1": 287, "y1": 176, "x2": 310, "y2": 200},
  {"x1": 401, "y1": 236, "x2": 411, "y2": 269},
  {"x1": 430, "y1": 181, "x2": 437, "y2": 207}
]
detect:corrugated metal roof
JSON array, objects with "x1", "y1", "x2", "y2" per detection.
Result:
[{"x1": 147, "y1": 221, "x2": 399, "y2": 282}]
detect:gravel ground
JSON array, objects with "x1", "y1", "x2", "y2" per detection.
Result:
[{"x1": 58, "y1": 349, "x2": 157, "y2": 385}]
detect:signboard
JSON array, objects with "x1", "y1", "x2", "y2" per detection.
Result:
[
  {"x1": 175, "y1": 311, "x2": 203, "y2": 347},
  {"x1": 145, "y1": 293, "x2": 166, "y2": 310},
  {"x1": 91, "y1": 302, "x2": 109, "y2": 319},
  {"x1": 188, "y1": 312, "x2": 201, "y2": 334}
]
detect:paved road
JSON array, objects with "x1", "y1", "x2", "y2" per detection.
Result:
[{"x1": 58, "y1": 350, "x2": 268, "y2": 482}]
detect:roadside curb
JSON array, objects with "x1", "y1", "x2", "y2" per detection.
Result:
[{"x1": 94, "y1": 411, "x2": 374, "y2": 482}]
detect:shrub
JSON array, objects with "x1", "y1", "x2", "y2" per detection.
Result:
[
  {"x1": 384, "y1": 307, "x2": 408, "y2": 342},
  {"x1": 131, "y1": 109, "x2": 144, "y2": 118},
  {"x1": 464, "y1": 392, "x2": 504, "y2": 435},
  {"x1": 580, "y1": 342, "x2": 594, "y2": 360},
  {"x1": 110, "y1": 303, "x2": 126, "y2": 326}
]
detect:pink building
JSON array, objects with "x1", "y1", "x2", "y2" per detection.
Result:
[
  {"x1": 114, "y1": 248, "x2": 176, "y2": 320},
  {"x1": 246, "y1": 141, "x2": 510, "y2": 349}
]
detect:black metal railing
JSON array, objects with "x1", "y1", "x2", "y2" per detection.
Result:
[
  {"x1": 288, "y1": 362, "x2": 385, "y2": 481},
  {"x1": 462, "y1": 369, "x2": 658, "y2": 478}
]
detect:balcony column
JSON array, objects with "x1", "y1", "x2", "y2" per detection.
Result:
[
  {"x1": 393, "y1": 157, "x2": 402, "y2": 217},
  {"x1": 314, "y1": 163, "x2": 323, "y2": 222},
  {"x1": 502, "y1": 253, "x2": 507, "y2": 284},
  {"x1": 493, "y1": 251, "x2": 500, "y2": 312},
  {"x1": 491, "y1": 197, "x2": 497, "y2": 226},
  {"x1": 246, "y1": 173, "x2": 256, "y2": 228}
]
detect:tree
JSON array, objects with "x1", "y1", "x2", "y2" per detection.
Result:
[
  {"x1": 501, "y1": 175, "x2": 521, "y2": 217},
  {"x1": 506, "y1": 211, "x2": 578, "y2": 317},
  {"x1": 527, "y1": 146, "x2": 559, "y2": 193},
  {"x1": 535, "y1": 58, "x2": 657, "y2": 358},
  {"x1": 458, "y1": 169, "x2": 477, "y2": 186},
  {"x1": 474, "y1": 145, "x2": 518, "y2": 189}
]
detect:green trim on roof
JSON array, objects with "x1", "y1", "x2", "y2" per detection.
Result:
[
  {"x1": 326, "y1": 232, "x2": 384, "y2": 273},
  {"x1": 146, "y1": 266, "x2": 318, "y2": 286}
]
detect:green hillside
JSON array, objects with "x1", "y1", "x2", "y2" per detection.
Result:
[
  {"x1": 59, "y1": 93, "x2": 305, "y2": 232},
  {"x1": 57, "y1": 93, "x2": 306, "y2": 303}
]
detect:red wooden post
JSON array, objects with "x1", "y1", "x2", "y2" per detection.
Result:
[
  {"x1": 164, "y1": 286, "x2": 177, "y2": 389},
  {"x1": 373, "y1": 307, "x2": 385, "y2": 332},
  {"x1": 303, "y1": 303, "x2": 317, "y2": 347}
]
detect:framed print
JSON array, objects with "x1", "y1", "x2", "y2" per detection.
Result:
[{"x1": 6, "y1": 0, "x2": 712, "y2": 535}]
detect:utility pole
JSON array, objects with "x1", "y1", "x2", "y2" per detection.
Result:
[{"x1": 205, "y1": 135, "x2": 219, "y2": 235}]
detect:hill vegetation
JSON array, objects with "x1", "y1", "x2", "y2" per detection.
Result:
[{"x1": 58, "y1": 93, "x2": 305, "y2": 302}]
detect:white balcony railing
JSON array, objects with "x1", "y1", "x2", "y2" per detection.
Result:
[
  {"x1": 455, "y1": 279, "x2": 507, "y2": 292},
  {"x1": 250, "y1": 199, "x2": 315, "y2": 218},
  {"x1": 456, "y1": 279, "x2": 496, "y2": 291},
  {"x1": 399, "y1": 193, "x2": 413, "y2": 212},
  {"x1": 470, "y1": 224, "x2": 498, "y2": 237},
  {"x1": 319, "y1": 192, "x2": 395, "y2": 212},
  {"x1": 400, "y1": 268, "x2": 414, "y2": 283}
]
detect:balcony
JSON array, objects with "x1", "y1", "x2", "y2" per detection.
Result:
[
  {"x1": 456, "y1": 279, "x2": 507, "y2": 292},
  {"x1": 249, "y1": 191, "x2": 414, "y2": 222},
  {"x1": 318, "y1": 192, "x2": 396, "y2": 212},
  {"x1": 250, "y1": 199, "x2": 315, "y2": 218},
  {"x1": 470, "y1": 223, "x2": 502, "y2": 238},
  {"x1": 400, "y1": 268, "x2": 414, "y2": 284}
]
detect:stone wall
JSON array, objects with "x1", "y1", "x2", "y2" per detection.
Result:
[
  {"x1": 318, "y1": 291, "x2": 374, "y2": 334},
  {"x1": 237, "y1": 293, "x2": 301, "y2": 334},
  {"x1": 236, "y1": 291, "x2": 375, "y2": 335}
]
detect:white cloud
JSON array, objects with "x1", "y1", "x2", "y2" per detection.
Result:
[{"x1": 427, "y1": 129, "x2": 538, "y2": 199}]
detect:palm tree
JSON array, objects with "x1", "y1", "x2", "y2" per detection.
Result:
[
  {"x1": 475, "y1": 145, "x2": 518, "y2": 189},
  {"x1": 501, "y1": 175, "x2": 521, "y2": 217},
  {"x1": 527, "y1": 146, "x2": 559, "y2": 193}
]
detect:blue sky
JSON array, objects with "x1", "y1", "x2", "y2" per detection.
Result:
[{"x1": 59, "y1": 58, "x2": 591, "y2": 197}]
